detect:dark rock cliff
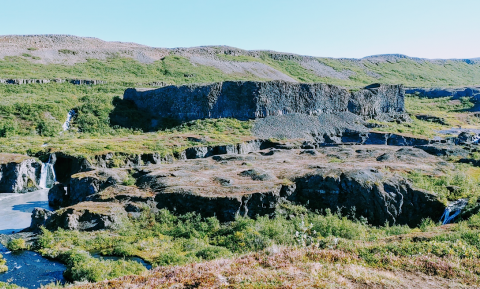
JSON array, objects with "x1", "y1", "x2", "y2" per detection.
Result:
[
  {"x1": 406, "y1": 86, "x2": 480, "y2": 101},
  {"x1": 124, "y1": 81, "x2": 406, "y2": 122},
  {"x1": 0, "y1": 154, "x2": 41, "y2": 193}
]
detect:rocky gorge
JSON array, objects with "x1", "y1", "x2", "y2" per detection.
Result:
[{"x1": 1, "y1": 34, "x2": 480, "y2": 288}]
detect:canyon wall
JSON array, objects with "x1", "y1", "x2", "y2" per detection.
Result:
[{"x1": 123, "y1": 81, "x2": 406, "y2": 122}]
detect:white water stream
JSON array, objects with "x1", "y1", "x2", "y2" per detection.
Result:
[
  {"x1": 440, "y1": 198, "x2": 469, "y2": 225},
  {"x1": 62, "y1": 109, "x2": 76, "y2": 131},
  {"x1": 39, "y1": 156, "x2": 56, "y2": 189}
]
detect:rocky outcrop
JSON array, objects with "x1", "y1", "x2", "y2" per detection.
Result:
[
  {"x1": 134, "y1": 145, "x2": 446, "y2": 225},
  {"x1": 48, "y1": 183, "x2": 67, "y2": 209},
  {"x1": 289, "y1": 168, "x2": 443, "y2": 226},
  {"x1": 406, "y1": 86, "x2": 480, "y2": 101},
  {"x1": 0, "y1": 154, "x2": 41, "y2": 193},
  {"x1": 415, "y1": 144, "x2": 470, "y2": 158},
  {"x1": 0, "y1": 78, "x2": 106, "y2": 85},
  {"x1": 415, "y1": 114, "x2": 448, "y2": 125},
  {"x1": 30, "y1": 202, "x2": 127, "y2": 231},
  {"x1": 0, "y1": 79, "x2": 107, "y2": 85},
  {"x1": 0, "y1": 79, "x2": 54, "y2": 84},
  {"x1": 34, "y1": 145, "x2": 449, "y2": 228},
  {"x1": 124, "y1": 81, "x2": 407, "y2": 122},
  {"x1": 67, "y1": 169, "x2": 129, "y2": 206},
  {"x1": 69, "y1": 79, "x2": 107, "y2": 85}
]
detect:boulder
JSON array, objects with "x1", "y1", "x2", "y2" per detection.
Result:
[
  {"x1": 239, "y1": 168, "x2": 276, "y2": 181},
  {"x1": 30, "y1": 208, "x2": 53, "y2": 231},
  {"x1": 68, "y1": 169, "x2": 129, "y2": 206},
  {"x1": 31, "y1": 202, "x2": 127, "y2": 231},
  {"x1": 456, "y1": 131, "x2": 479, "y2": 145},
  {"x1": 48, "y1": 183, "x2": 67, "y2": 208}
]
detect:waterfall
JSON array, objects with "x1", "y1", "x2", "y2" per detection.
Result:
[
  {"x1": 39, "y1": 156, "x2": 56, "y2": 189},
  {"x1": 439, "y1": 199, "x2": 468, "y2": 225},
  {"x1": 62, "y1": 109, "x2": 76, "y2": 131}
]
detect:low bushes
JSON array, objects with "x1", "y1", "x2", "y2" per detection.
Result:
[
  {"x1": 6, "y1": 238, "x2": 27, "y2": 251},
  {"x1": 0, "y1": 253, "x2": 7, "y2": 273}
]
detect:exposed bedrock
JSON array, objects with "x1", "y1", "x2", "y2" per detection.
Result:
[
  {"x1": 66, "y1": 169, "x2": 129, "y2": 205},
  {"x1": 124, "y1": 81, "x2": 407, "y2": 122},
  {"x1": 36, "y1": 145, "x2": 448, "y2": 230},
  {"x1": 31, "y1": 202, "x2": 127, "y2": 232},
  {"x1": 137, "y1": 146, "x2": 446, "y2": 225},
  {"x1": 290, "y1": 169, "x2": 443, "y2": 226},
  {"x1": 406, "y1": 86, "x2": 480, "y2": 101},
  {"x1": 0, "y1": 78, "x2": 106, "y2": 85},
  {"x1": 0, "y1": 154, "x2": 42, "y2": 193}
]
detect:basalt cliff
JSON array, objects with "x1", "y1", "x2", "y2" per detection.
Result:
[{"x1": 124, "y1": 81, "x2": 407, "y2": 122}]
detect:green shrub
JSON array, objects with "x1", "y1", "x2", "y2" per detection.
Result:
[
  {"x1": 308, "y1": 209, "x2": 368, "y2": 240},
  {"x1": 37, "y1": 118, "x2": 61, "y2": 137},
  {"x1": 58, "y1": 49, "x2": 77, "y2": 55},
  {"x1": 0, "y1": 119, "x2": 18, "y2": 137},
  {"x1": 6, "y1": 238, "x2": 27, "y2": 251},
  {"x1": 61, "y1": 249, "x2": 146, "y2": 282},
  {"x1": 122, "y1": 175, "x2": 136, "y2": 186},
  {"x1": 0, "y1": 282, "x2": 24, "y2": 289},
  {"x1": 0, "y1": 253, "x2": 7, "y2": 273},
  {"x1": 111, "y1": 242, "x2": 136, "y2": 256},
  {"x1": 154, "y1": 251, "x2": 190, "y2": 266},
  {"x1": 419, "y1": 218, "x2": 437, "y2": 232},
  {"x1": 195, "y1": 246, "x2": 232, "y2": 260}
]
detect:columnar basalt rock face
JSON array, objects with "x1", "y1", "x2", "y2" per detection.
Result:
[
  {"x1": 406, "y1": 86, "x2": 480, "y2": 101},
  {"x1": 124, "y1": 81, "x2": 406, "y2": 122},
  {"x1": 349, "y1": 83, "x2": 406, "y2": 118},
  {"x1": 0, "y1": 154, "x2": 41, "y2": 193},
  {"x1": 0, "y1": 78, "x2": 106, "y2": 85}
]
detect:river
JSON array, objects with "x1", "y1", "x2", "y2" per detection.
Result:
[{"x1": 0, "y1": 189, "x2": 66, "y2": 288}]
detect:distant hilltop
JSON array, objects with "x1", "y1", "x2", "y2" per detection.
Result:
[{"x1": 0, "y1": 34, "x2": 479, "y2": 87}]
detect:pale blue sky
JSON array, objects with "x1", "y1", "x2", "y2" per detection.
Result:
[{"x1": 1, "y1": 0, "x2": 479, "y2": 59}]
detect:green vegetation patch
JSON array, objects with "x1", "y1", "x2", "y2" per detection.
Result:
[
  {"x1": 370, "y1": 95, "x2": 479, "y2": 138},
  {"x1": 6, "y1": 238, "x2": 27, "y2": 251},
  {"x1": 0, "y1": 253, "x2": 7, "y2": 273},
  {"x1": 34, "y1": 205, "x2": 480, "y2": 285}
]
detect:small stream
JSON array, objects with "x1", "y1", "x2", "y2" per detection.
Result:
[
  {"x1": 0, "y1": 190, "x2": 66, "y2": 288},
  {"x1": 0, "y1": 243, "x2": 66, "y2": 288},
  {"x1": 0, "y1": 189, "x2": 152, "y2": 288}
]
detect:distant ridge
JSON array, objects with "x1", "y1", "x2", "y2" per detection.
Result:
[{"x1": 0, "y1": 34, "x2": 479, "y2": 87}]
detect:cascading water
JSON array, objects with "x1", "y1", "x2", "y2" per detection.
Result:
[
  {"x1": 39, "y1": 156, "x2": 56, "y2": 189},
  {"x1": 62, "y1": 109, "x2": 76, "y2": 131},
  {"x1": 439, "y1": 198, "x2": 468, "y2": 225}
]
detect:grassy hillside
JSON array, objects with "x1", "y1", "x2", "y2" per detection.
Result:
[{"x1": 0, "y1": 46, "x2": 479, "y2": 158}]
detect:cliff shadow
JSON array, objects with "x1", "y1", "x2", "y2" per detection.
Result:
[{"x1": 109, "y1": 96, "x2": 182, "y2": 132}]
